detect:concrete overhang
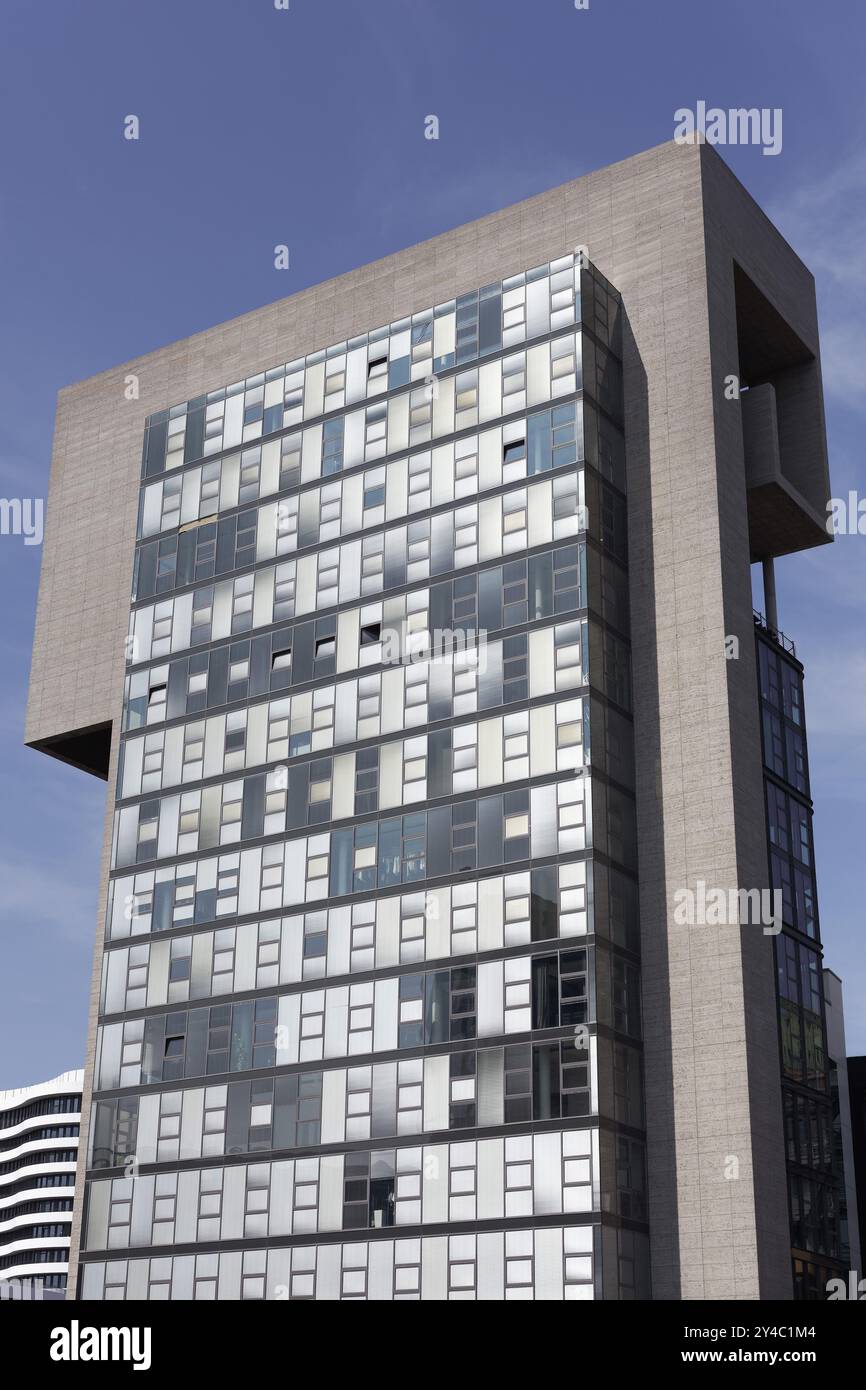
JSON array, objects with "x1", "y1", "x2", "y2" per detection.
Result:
[
  {"x1": 734, "y1": 266, "x2": 833, "y2": 561},
  {"x1": 741, "y1": 381, "x2": 832, "y2": 560}
]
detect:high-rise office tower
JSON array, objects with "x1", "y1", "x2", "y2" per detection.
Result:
[
  {"x1": 0, "y1": 1070, "x2": 83, "y2": 1299},
  {"x1": 27, "y1": 140, "x2": 837, "y2": 1300}
]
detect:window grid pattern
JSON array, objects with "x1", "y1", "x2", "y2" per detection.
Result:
[{"x1": 88, "y1": 261, "x2": 647, "y2": 1300}]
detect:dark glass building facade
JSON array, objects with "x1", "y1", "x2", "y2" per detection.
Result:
[{"x1": 756, "y1": 619, "x2": 847, "y2": 1297}]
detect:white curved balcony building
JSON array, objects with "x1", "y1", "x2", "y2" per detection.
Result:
[{"x1": 0, "y1": 1070, "x2": 82, "y2": 1298}]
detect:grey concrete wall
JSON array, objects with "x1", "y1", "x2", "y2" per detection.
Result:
[
  {"x1": 697, "y1": 143, "x2": 814, "y2": 1299},
  {"x1": 28, "y1": 138, "x2": 827, "y2": 1299}
]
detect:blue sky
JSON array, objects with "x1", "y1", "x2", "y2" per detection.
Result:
[{"x1": 1, "y1": 0, "x2": 864, "y2": 1085}]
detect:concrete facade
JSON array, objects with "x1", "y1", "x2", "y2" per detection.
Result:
[{"x1": 27, "y1": 138, "x2": 832, "y2": 1299}]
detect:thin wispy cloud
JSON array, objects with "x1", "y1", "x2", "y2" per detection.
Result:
[
  {"x1": 0, "y1": 855, "x2": 99, "y2": 950},
  {"x1": 770, "y1": 149, "x2": 866, "y2": 411}
]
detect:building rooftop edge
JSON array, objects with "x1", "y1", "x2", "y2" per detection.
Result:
[{"x1": 0, "y1": 1069, "x2": 84, "y2": 1106}]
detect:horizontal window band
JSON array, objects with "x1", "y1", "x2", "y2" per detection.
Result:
[
  {"x1": 120, "y1": 598, "x2": 633, "y2": 743},
  {"x1": 79, "y1": 1208, "x2": 648, "y2": 1270},
  {"x1": 123, "y1": 537, "x2": 601, "y2": 674},
  {"x1": 130, "y1": 443, "x2": 609, "y2": 609},
  {"x1": 89, "y1": 1016, "x2": 644, "y2": 1103},
  {"x1": 106, "y1": 802, "x2": 637, "y2": 907},
  {"x1": 97, "y1": 929, "x2": 641, "y2": 1024},
  {"x1": 135, "y1": 383, "x2": 618, "y2": 545},
  {"x1": 84, "y1": 1112, "x2": 647, "y2": 1184},
  {"x1": 113, "y1": 688, "x2": 597, "y2": 810},
  {"x1": 111, "y1": 740, "x2": 622, "y2": 839},
  {"x1": 139, "y1": 318, "x2": 623, "y2": 490},
  {"x1": 127, "y1": 472, "x2": 608, "y2": 625},
  {"x1": 103, "y1": 840, "x2": 640, "y2": 950}
]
